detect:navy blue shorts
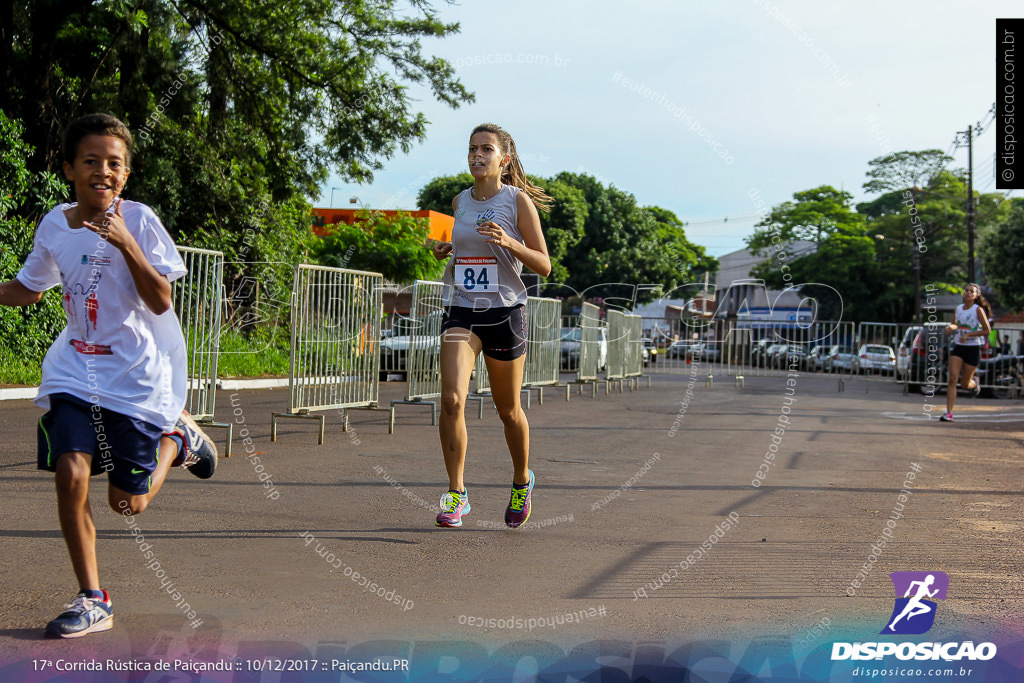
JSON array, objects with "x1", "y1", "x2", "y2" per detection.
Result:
[
  {"x1": 441, "y1": 304, "x2": 528, "y2": 361},
  {"x1": 37, "y1": 393, "x2": 166, "y2": 495}
]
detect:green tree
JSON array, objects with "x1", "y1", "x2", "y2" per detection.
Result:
[
  {"x1": 417, "y1": 173, "x2": 476, "y2": 213},
  {"x1": 980, "y1": 201, "x2": 1024, "y2": 311},
  {"x1": 862, "y1": 150, "x2": 953, "y2": 195},
  {"x1": 5, "y1": 1, "x2": 475, "y2": 349},
  {"x1": 310, "y1": 210, "x2": 445, "y2": 284},
  {"x1": 5, "y1": 0, "x2": 474, "y2": 267},
  {"x1": 0, "y1": 112, "x2": 68, "y2": 381},
  {"x1": 556, "y1": 172, "x2": 716, "y2": 301},
  {"x1": 746, "y1": 185, "x2": 865, "y2": 253},
  {"x1": 748, "y1": 185, "x2": 875, "y2": 320}
]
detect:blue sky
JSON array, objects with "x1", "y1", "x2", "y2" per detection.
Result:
[{"x1": 318, "y1": 1, "x2": 1016, "y2": 257}]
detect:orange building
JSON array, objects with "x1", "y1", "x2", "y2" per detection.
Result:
[{"x1": 311, "y1": 207, "x2": 454, "y2": 242}]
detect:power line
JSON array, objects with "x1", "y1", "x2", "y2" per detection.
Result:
[{"x1": 683, "y1": 214, "x2": 762, "y2": 227}]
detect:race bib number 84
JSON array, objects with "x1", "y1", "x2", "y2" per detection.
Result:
[{"x1": 454, "y1": 256, "x2": 499, "y2": 293}]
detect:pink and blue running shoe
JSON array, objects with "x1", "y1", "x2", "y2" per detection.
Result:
[
  {"x1": 505, "y1": 469, "x2": 534, "y2": 529},
  {"x1": 436, "y1": 488, "x2": 470, "y2": 527}
]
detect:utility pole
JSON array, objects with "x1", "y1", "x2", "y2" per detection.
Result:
[{"x1": 957, "y1": 125, "x2": 976, "y2": 282}]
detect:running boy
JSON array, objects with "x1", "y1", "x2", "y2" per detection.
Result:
[{"x1": 0, "y1": 113, "x2": 217, "y2": 638}]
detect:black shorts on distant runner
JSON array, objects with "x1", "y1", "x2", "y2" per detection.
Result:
[
  {"x1": 441, "y1": 304, "x2": 528, "y2": 361},
  {"x1": 950, "y1": 344, "x2": 981, "y2": 367},
  {"x1": 37, "y1": 392, "x2": 165, "y2": 494}
]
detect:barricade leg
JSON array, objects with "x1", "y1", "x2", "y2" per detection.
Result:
[{"x1": 271, "y1": 411, "x2": 327, "y2": 445}]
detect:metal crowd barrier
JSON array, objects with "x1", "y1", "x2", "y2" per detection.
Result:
[
  {"x1": 522, "y1": 297, "x2": 566, "y2": 402},
  {"x1": 570, "y1": 302, "x2": 604, "y2": 396},
  {"x1": 605, "y1": 310, "x2": 627, "y2": 388},
  {"x1": 623, "y1": 313, "x2": 647, "y2": 387},
  {"x1": 639, "y1": 316, "x2": 857, "y2": 391},
  {"x1": 390, "y1": 280, "x2": 444, "y2": 432},
  {"x1": 172, "y1": 247, "x2": 233, "y2": 455},
  {"x1": 607, "y1": 309, "x2": 648, "y2": 391},
  {"x1": 271, "y1": 265, "x2": 386, "y2": 444}
]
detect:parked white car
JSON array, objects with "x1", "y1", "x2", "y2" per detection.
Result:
[{"x1": 856, "y1": 344, "x2": 896, "y2": 374}]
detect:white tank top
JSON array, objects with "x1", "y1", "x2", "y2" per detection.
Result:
[
  {"x1": 442, "y1": 185, "x2": 527, "y2": 309},
  {"x1": 953, "y1": 303, "x2": 984, "y2": 347}
]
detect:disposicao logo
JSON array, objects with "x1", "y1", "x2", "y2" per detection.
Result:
[
  {"x1": 882, "y1": 571, "x2": 948, "y2": 635},
  {"x1": 831, "y1": 571, "x2": 997, "y2": 663}
]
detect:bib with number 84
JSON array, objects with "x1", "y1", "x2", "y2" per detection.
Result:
[{"x1": 454, "y1": 256, "x2": 499, "y2": 293}]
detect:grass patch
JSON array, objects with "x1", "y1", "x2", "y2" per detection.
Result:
[
  {"x1": 0, "y1": 352, "x2": 42, "y2": 386},
  {"x1": 216, "y1": 327, "x2": 291, "y2": 378}
]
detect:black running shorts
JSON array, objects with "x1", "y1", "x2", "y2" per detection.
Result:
[
  {"x1": 441, "y1": 304, "x2": 528, "y2": 361},
  {"x1": 950, "y1": 344, "x2": 981, "y2": 367}
]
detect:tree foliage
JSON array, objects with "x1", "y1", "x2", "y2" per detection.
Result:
[
  {"x1": 4, "y1": 0, "x2": 473, "y2": 287},
  {"x1": 980, "y1": 201, "x2": 1024, "y2": 312},
  {"x1": 309, "y1": 210, "x2": 445, "y2": 284},
  {"x1": 554, "y1": 172, "x2": 716, "y2": 301},
  {"x1": 0, "y1": 112, "x2": 69, "y2": 372},
  {"x1": 862, "y1": 150, "x2": 953, "y2": 195},
  {"x1": 3, "y1": 0, "x2": 474, "y2": 354},
  {"x1": 746, "y1": 185, "x2": 865, "y2": 253},
  {"x1": 417, "y1": 172, "x2": 715, "y2": 302},
  {"x1": 751, "y1": 156, "x2": 1012, "y2": 323}
]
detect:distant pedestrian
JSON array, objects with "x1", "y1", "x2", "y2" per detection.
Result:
[
  {"x1": 939, "y1": 283, "x2": 991, "y2": 422},
  {"x1": 1001, "y1": 334, "x2": 1011, "y2": 356}
]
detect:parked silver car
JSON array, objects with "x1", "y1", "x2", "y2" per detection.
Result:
[
  {"x1": 825, "y1": 344, "x2": 857, "y2": 372},
  {"x1": 856, "y1": 344, "x2": 896, "y2": 374}
]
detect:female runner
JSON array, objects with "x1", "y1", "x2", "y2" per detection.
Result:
[{"x1": 431, "y1": 123, "x2": 552, "y2": 528}]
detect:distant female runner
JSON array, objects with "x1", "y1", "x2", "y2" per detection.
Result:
[
  {"x1": 940, "y1": 283, "x2": 991, "y2": 422},
  {"x1": 431, "y1": 123, "x2": 552, "y2": 528}
]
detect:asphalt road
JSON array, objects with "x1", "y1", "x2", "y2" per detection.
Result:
[{"x1": 1, "y1": 369, "x2": 1022, "y2": 679}]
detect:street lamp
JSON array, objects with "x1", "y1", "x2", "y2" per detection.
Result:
[{"x1": 329, "y1": 187, "x2": 342, "y2": 207}]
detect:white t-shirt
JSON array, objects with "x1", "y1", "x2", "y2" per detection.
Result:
[{"x1": 17, "y1": 201, "x2": 188, "y2": 430}]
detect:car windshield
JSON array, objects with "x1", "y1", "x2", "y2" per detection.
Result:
[{"x1": 866, "y1": 346, "x2": 890, "y2": 354}]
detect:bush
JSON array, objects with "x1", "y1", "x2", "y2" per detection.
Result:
[{"x1": 0, "y1": 112, "x2": 68, "y2": 380}]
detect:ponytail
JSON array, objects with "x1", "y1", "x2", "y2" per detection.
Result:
[{"x1": 471, "y1": 123, "x2": 552, "y2": 212}]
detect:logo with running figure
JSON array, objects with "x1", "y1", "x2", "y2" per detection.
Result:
[{"x1": 881, "y1": 571, "x2": 949, "y2": 635}]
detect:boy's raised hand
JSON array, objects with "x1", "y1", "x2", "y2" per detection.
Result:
[{"x1": 83, "y1": 197, "x2": 130, "y2": 251}]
